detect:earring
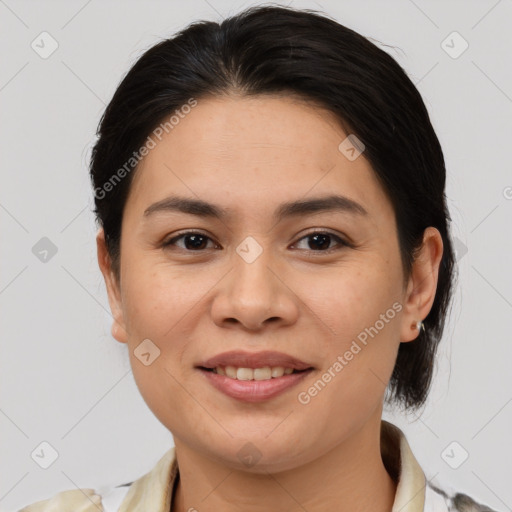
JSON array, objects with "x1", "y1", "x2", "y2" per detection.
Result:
[{"x1": 412, "y1": 320, "x2": 425, "y2": 332}]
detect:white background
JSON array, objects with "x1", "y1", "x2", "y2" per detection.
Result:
[{"x1": 1, "y1": 0, "x2": 511, "y2": 510}]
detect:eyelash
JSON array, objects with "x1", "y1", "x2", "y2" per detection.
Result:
[{"x1": 161, "y1": 230, "x2": 352, "y2": 254}]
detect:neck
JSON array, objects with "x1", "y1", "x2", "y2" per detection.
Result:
[{"x1": 171, "y1": 416, "x2": 397, "y2": 512}]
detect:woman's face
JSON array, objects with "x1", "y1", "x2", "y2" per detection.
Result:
[{"x1": 99, "y1": 94, "x2": 440, "y2": 472}]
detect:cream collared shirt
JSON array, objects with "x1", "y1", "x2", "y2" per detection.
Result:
[{"x1": 19, "y1": 421, "x2": 496, "y2": 512}]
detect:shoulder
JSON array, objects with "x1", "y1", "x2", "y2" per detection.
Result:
[
  {"x1": 426, "y1": 480, "x2": 500, "y2": 512},
  {"x1": 17, "y1": 447, "x2": 176, "y2": 512},
  {"x1": 381, "y1": 421, "x2": 500, "y2": 512},
  {"x1": 18, "y1": 485, "x2": 131, "y2": 512},
  {"x1": 18, "y1": 488, "x2": 103, "y2": 511}
]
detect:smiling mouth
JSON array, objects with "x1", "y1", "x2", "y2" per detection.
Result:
[{"x1": 197, "y1": 365, "x2": 314, "y2": 402}]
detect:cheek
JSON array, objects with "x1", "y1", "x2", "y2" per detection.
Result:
[
  {"x1": 121, "y1": 271, "x2": 196, "y2": 423},
  {"x1": 301, "y1": 262, "x2": 403, "y2": 342},
  {"x1": 296, "y1": 259, "x2": 403, "y2": 398},
  {"x1": 121, "y1": 259, "x2": 205, "y2": 338}
]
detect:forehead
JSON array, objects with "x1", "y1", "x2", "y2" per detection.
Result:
[
  {"x1": 141, "y1": 94, "x2": 346, "y2": 171},
  {"x1": 126, "y1": 94, "x2": 389, "y2": 221}
]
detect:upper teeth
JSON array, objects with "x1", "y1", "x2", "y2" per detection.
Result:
[{"x1": 214, "y1": 366, "x2": 295, "y2": 380}]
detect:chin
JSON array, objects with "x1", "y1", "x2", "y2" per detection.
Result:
[{"x1": 202, "y1": 435, "x2": 312, "y2": 474}]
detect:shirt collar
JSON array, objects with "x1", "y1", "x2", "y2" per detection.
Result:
[
  {"x1": 119, "y1": 420, "x2": 426, "y2": 512},
  {"x1": 381, "y1": 420, "x2": 427, "y2": 512}
]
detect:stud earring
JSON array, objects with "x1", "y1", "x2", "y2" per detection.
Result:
[{"x1": 412, "y1": 320, "x2": 425, "y2": 332}]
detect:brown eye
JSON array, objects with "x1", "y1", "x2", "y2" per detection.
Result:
[
  {"x1": 293, "y1": 231, "x2": 349, "y2": 252},
  {"x1": 163, "y1": 232, "x2": 217, "y2": 251}
]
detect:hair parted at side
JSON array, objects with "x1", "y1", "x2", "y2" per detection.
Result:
[{"x1": 89, "y1": 4, "x2": 456, "y2": 412}]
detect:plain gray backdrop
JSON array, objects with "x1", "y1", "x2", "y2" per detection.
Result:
[{"x1": 1, "y1": 0, "x2": 511, "y2": 510}]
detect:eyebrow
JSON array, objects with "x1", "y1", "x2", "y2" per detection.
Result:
[{"x1": 143, "y1": 194, "x2": 368, "y2": 222}]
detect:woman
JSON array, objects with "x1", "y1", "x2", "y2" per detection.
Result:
[{"x1": 20, "y1": 5, "x2": 498, "y2": 512}]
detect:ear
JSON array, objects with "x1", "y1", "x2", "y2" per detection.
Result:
[
  {"x1": 400, "y1": 226, "x2": 444, "y2": 343},
  {"x1": 96, "y1": 228, "x2": 128, "y2": 344}
]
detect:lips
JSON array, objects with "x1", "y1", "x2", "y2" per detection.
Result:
[
  {"x1": 200, "y1": 367, "x2": 313, "y2": 402},
  {"x1": 197, "y1": 350, "x2": 314, "y2": 371}
]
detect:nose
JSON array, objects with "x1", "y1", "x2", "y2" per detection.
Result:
[{"x1": 210, "y1": 248, "x2": 299, "y2": 332}]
